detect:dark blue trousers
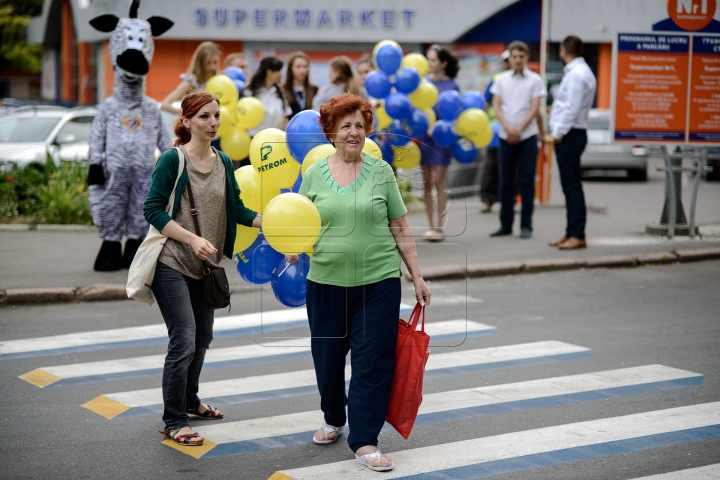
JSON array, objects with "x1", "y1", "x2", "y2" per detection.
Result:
[
  {"x1": 554, "y1": 129, "x2": 587, "y2": 239},
  {"x1": 306, "y1": 277, "x2": 400, "y2": 453},
  {"x1": 499, "y1": 136, "x2": 538, "y2": 231}
]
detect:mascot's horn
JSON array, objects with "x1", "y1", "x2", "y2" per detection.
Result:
[{"x1": 129, "y1": 0, "x2": 140, "y2": 19}]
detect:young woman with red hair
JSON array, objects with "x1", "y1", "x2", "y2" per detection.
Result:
[
  {"x1": 291, "y1": 93, "x2": 431, "y2": 472},
  {"x1": 144, "y1": 91, "x2": 261, "y2": 446}
]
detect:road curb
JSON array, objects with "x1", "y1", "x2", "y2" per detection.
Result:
[{"x1": 3, "y1": 248, "x2": 720, "y2": 307}]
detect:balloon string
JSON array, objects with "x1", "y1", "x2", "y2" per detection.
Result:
[{"x1": 278, "y1": 262, "x2": 291, "y2": 277}]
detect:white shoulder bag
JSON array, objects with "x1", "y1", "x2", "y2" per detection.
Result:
[{"x1": 126, "y1": 149, "x2": 185, "y2": 306}]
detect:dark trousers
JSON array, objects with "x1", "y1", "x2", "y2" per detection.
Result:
[
  {"x1": 555, "y1": 129, "x2": 588, "y2": 239},
  {"x1": 306, "y1": 277, "x2": 400, "y2": 453},
  {"x1": 480, "y1": 146, "x2": 499, "y2": 205},
  {"x1": 499, "y1": 136, "x2": 538, "y2": 231},
  {"x1": 152, "y1": 261, "x2": 214, "y2": 430}
]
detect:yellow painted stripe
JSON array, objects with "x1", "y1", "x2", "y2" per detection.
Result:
[
  {"x1": 161, "y1": 439, "x2": 217, "y2": 459},
  {"x1": 18, "y1": 368, "x2": 62, "y2": 388},
  {"x1": 81, "y1": 395, "x2": 130, "y2": 419},
  {"x1": 268, "y1": 473, "x2": 294, "y2": 480}
]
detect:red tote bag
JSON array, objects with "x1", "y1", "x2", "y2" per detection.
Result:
[{"x1": 385, "y1": 303, "x2": 430, "y2": 439}]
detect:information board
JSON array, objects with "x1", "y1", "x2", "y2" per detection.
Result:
[{"x1": 613, "y1": 33, "x2": 720, "y2": 144}]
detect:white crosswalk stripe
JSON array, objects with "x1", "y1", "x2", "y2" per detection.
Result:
[{"x1": 630, "y1": 464, "x2": 720, "y2": 479}]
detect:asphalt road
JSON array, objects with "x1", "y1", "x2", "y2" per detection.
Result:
[{"x1": 1, "y1": 260, "x2": 719, "y2": 479}]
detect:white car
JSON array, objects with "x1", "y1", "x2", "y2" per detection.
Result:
[{"x1": 0, "y1": 106, "x2": 97, "y2": 170}]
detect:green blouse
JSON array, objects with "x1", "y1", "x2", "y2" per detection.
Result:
[{"x1": 299, "y1": 153, "x2": 408, "y2": 287}]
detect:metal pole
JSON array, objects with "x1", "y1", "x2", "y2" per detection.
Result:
[
  {"x1": 688, "y1": 147, "x2": 709, "y2": 238},
  {"x1": 661, "y1": 146, "x2": 677, "y2": 238}
]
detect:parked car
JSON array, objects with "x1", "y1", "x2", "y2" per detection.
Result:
[
  {"x1": 0, "y1": 106, "x2": 97, "y2": 170},
  {"x1": 582, "y1": 109, "x2": 649, "y2": 181}
]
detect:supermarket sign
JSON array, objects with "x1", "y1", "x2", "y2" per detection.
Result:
[{"x1": 612, "y1": 32, "x2": 720, "y2": 144}]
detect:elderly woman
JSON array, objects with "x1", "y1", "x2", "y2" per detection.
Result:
[{"x1": 295, "y1": 93, "x2": 431, "y2": 472}]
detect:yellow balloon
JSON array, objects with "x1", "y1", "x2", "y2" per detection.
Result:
[
  {"x1": 457, "y1": 108, "x2": 491, "y2": 146},
  {"x1": 302, "y1": 143, "x2": 335, "y2": 177},
  {"x1": 216, "y1": 106, "x2": 234, "y2": 137},
  {"x1": 423, "y1": 107, "x2": 436, "y2": 131},
  {"x1": 249, "y1": 128, "x2": 300, "y2": 188},
  {"x1": 374, "y1": 103, "x2": 392, "y2": 130},
  {"x1": 262, "y1": 193, "x2": 321, "y2": 255},
  {"x1": 401, "y1": 53, "x2": 429, "y2": 78},
  {"x1": 393, "y1": 142, "x2": 421, "y2": 170},
  {"x1": 409, "y1": 81, "x2": 439, "y2": 109},
  {"x1": 234, "y1": 224, "x2": 259, "y2": 254},
  {"x1": 471, "y1": 126, "x2": 494, "y2": 148},
  {"x1": 206, "y1": 75, "x2": 237, "y2": 107},
  {"x1": 362, "y1": 138, "x2": 382, "y2": 158},
  {"x1": 372, "y1": 39, "x2": 402, "y2": 68},
  {"x1": 236, "y1": 97, "x2": 265, "y2": 130},
  {"x1": 220, "y1": 127, "x2": 251, "y2": 160},
  {"x1": 234, "y1": 165, "x2": 280, "y2": 213}
]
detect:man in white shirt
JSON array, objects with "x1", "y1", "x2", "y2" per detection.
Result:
[
  {"x1": 548, "y1": 35, "x2": 597, "y2": 250},
  {"x1": 489, "y1": 41, "x2": 547, "y2": 239}
]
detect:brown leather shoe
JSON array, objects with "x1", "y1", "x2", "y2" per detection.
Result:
[
  {"x1": 548, "y1": 236, "x2": 567, "y2": 247},
  {"x1": 558, "y1": 237, "x2": 587, "y2": 249}
]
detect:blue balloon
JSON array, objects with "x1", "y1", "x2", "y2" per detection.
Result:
[
  {"x1": 370, "y1": 136, "x2": 394, "y2": 165},
  {"x1": 490, "y1": 123, "x2": 501, "y2": 149},
  {"x1": 286, "y1": 110, "x2": 327, "y2": 163},
  {"x1": 452, "y1": 139, "x2": 479, "y2": 163},
  {"x1": 395, "y1": 67, "x2": 421, "y2": 94},
  {"x1": 376, "y1": 44, "x2": 403, "y2": 74},
  {"x1": 365, "y1": 71, "x2": 392, "y2": 99},
  {"x1": 384, "y1": 92, "x2": 413, "y2": 120},
  {"x1": 432, "y1": 120, "x2": 459, "y2": 147},
  {"x1": 225, "y1": 67, "x2": 246, "y2": 82},
  {"x1": 437, "y1": 90, "x2": 464, "y2": 121},
  {"x1": 291, "y1": 170, "x2": 303, "y2": 193},
  {"x1": 403, "y1": 109, "x2": 430, "y2": 138},
  {"x1": 271, "y1": 254, "x2": 311, "y2": 307},
  {"x1": 233, "y1": 79, "x2": 245, "y2": 94},
  {"x1": 461, "y1": 91, "x2": 486, "y2": 111},
  {"x1": 385, "y1": 119, "x2": 413, "y2": 147},
  {"x1": 235, "y1": 234, "x2": 283, "y2": 285}
]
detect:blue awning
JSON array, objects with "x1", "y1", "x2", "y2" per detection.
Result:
[{"x1": 456, "y1": 0, "x2": 541, "y2": 43}]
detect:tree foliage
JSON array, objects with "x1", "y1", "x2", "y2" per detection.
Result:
[{"x1": 0, "y1": 0, "x2": 44, "y2": 74}]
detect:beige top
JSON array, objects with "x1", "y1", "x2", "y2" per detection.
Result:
[{"x1": 158, "y1": 146, "x2": 227, "y2": 279}]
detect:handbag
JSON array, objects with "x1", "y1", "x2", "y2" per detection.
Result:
[
  {"x1": 385, "y1": 302, "x2": 430, "y2": 439},
  {"x1": 183, "y1": 161, "x2": 231, "y2": 310},
  {"x1": 126, "y1": 149, "x2": 185, "y2": 306}
]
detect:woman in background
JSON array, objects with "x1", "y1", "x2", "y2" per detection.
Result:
[
  {"x1": 419, "y1": 44, "x2": 460, "y2": 243},
  {"x1": 355, "y1": 55, "x2": 375, "y2": 101},
  {"x1": 312, "y1": 56, "x2": 360, "y2": 110},
  {"x1": 283, "y1": 52, "x2": 318, "y2": 119},
  {"x1": 244, "y1": 56, "x2": 293, "y2": 136},
  {"x1": 161, "y1": 42, "x2": 221, "y2": 115}
]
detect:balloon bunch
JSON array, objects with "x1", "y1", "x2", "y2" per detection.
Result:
[
  {"x1": 434, "y1": 90, "x2": 493, "y2": 164},
  {"x1": 205, "y1": 69, "x2": 266, "y2": 161},
  {"x1": 364, "y1": 40, "x2": 438, "y2": 170}
]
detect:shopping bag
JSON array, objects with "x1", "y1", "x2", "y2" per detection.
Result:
[
  {"x1": 385, "y1": 302, "x2": 430, "y2": 439},
  {"x1": 126, "y1": 150, "x2": 185, "y2": 306}
]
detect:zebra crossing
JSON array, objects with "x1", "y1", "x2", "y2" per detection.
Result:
[{"x1": 7, "y1": 302, "x2": 717, "y2": 479}]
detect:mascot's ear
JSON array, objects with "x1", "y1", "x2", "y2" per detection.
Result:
[
  {"x1": 89, "y1": 14, "x2": 120, "y2": 33},
  {"x1": 147, "y1": 17, "x2": 174, "y2": 36}
]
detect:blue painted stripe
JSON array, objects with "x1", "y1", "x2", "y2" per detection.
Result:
[
  {"x1": 398, "y1": 425, "x2": 720, "y2": 480},
  {"x1": 193, "y1": 376, "x2": 703, "y2": 459}
]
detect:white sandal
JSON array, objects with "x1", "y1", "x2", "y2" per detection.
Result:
[
  {"x1": 355, "y1": 449, "x2": 395, "y2": 472},
  {"x1": 312, "y1": 422, "x2": 344, "y2": 445}
]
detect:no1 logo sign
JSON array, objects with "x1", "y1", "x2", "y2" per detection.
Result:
[{"x1": 668, "y1": 0, "x2": 717, "y2": 31}]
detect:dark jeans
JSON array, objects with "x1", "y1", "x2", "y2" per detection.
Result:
[
  {"x1": 555, "y1": 129, "x2": 588, "y2": 239},
  {"x1": 152, "y1": 261, "x2": 214, "y2": 430},
  {"x1": 480, "y1": 146, "x2": 499, "y2": 205},
  {"x1": 499, "y1": 136, "x2": 538, "y2": 231},
  {"x1": 306, "y1": 277, "x2": 400, "y2": 453}
]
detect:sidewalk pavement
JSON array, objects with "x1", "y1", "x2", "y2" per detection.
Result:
[{"x1": 2, "y1": 158, "x2": 720, "y2": 305}]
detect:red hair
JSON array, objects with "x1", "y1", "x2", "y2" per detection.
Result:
[
  {"x1": 318, "y1": 93, "x2": 374, "y2": 144},
  {"x1": 173, "y1": 91, "x2": 220, "y2": 146}
]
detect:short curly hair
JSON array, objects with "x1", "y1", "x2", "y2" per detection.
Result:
[{"x1": 318, "y1": 93, "x2": 374, "y2": 143}]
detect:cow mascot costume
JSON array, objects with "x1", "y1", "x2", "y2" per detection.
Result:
[{"x1": 87, "y1": 0, "x2": 173, "y2": 271}]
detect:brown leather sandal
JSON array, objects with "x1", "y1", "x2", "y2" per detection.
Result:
[
  {"x1": 186, "y1": 403, "x2": 223, "y2": 420},
  {"x1": 160, "y1": 427, "x2": 204, "y2": 446}
]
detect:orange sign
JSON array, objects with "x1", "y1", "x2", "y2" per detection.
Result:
[
  {"x1": 667, "y1": 0, "x2": 717, "y2": 31},
  {"x1": 689, "y1": 35, "x2": 720, "y2": 142}
]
